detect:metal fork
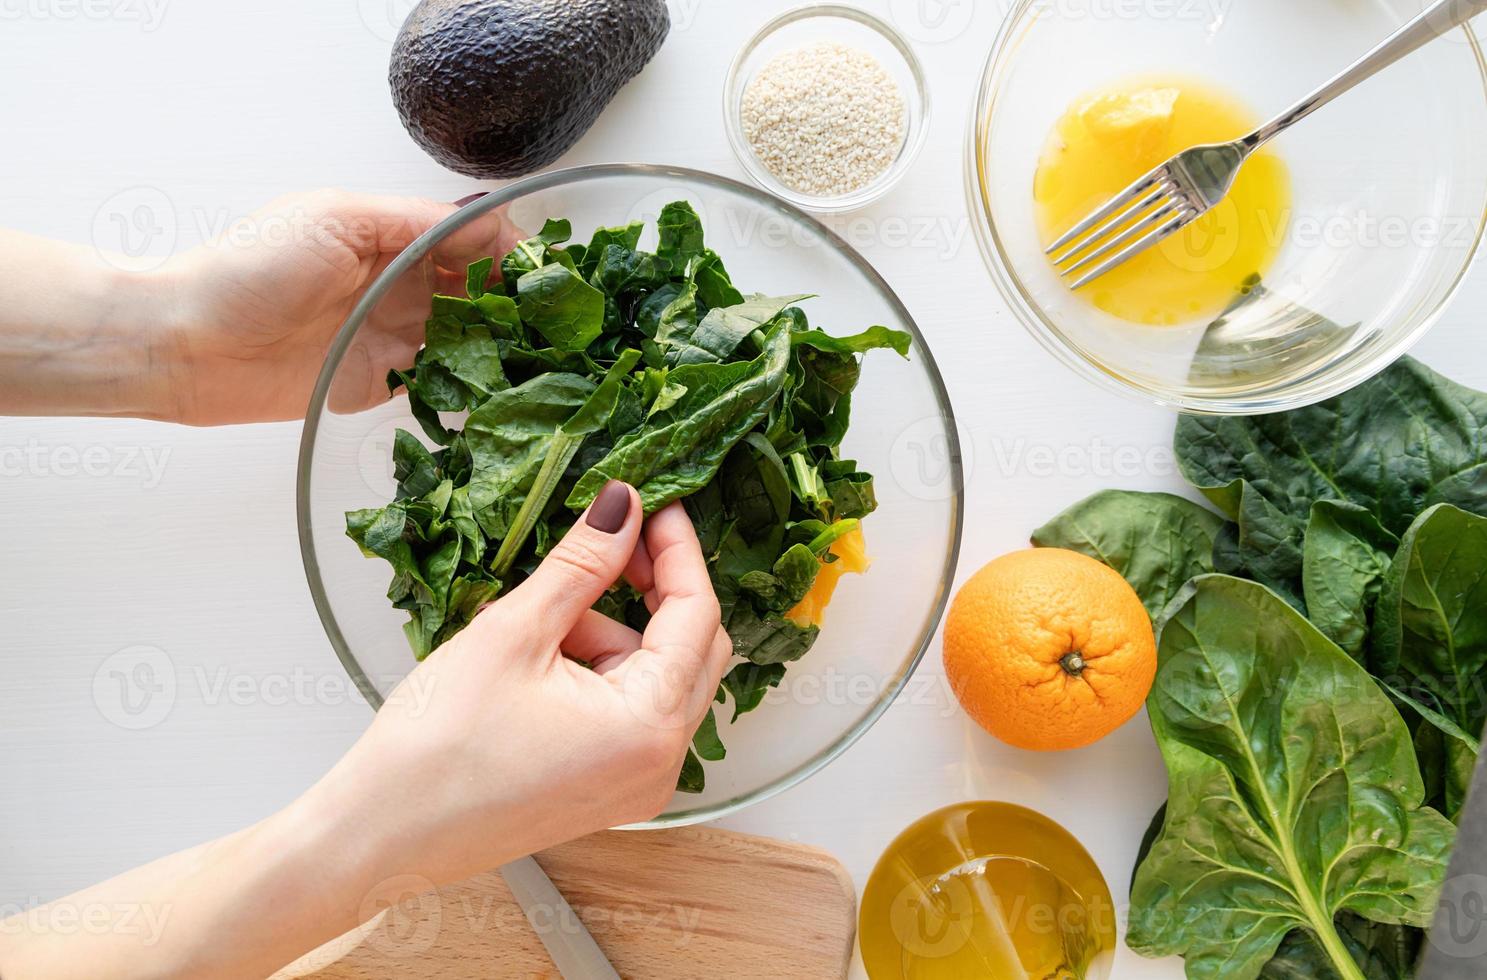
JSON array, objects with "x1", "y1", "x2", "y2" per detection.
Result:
[{"x1": 1047, "y1": 0, "x2": 1487, "y2": 289}]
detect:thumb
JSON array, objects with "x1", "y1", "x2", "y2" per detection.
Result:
[{"x1": 505, "y1": 480, "x2": 642, "y2": 639}]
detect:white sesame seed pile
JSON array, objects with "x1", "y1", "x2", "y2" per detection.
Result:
[{"x1": 741, "y1": 41, "x2": 906, "y2": 198}]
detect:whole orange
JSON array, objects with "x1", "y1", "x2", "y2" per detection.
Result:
[{"x1": 943, "y1": 548, "x2": 1156, "y2": 751}]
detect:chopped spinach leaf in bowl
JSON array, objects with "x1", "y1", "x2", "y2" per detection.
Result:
[{"x1": 298, "y1": 165, "x2": 962, "y2": 825}]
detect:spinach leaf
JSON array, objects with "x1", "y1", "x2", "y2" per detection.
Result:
[
  {"x1": 676, "y1": 749, "x2": 705, "y2": 794},
  {"x1": 635, "y1": 281, "x2": 686, "y2": 339},
  {"x1": 660, "y1": 294, "x2": 811, "y2": 366},
  {"x1": 656, "y1": 200, "x2": 704, "y2": 267},
  {"x1": 500, "y1": 218, "x2": 572, "y2": 286},
  {"x1": 578, "y1": 221, "x2": 644, "y2": 278},
  {"x1": 489, "y1": 351, "x2": 642, "y2": 577},
  {"x1": 791, "y1": 325, "x2": 912, "y2": 358},
  {"x1": 387, "y1": 317, "x2": 520, "y2": 447},
  {"x1": 825, "y1": 470, "x2": 876, "y2": 520},
  {"x1": 1176, "y1": 358, "x2": 1487, "y2": 601},
  {"x1": 1260, "y1": 914, "x2": 1423, "y2": 980},
  {"x1": 1371, "y1": 504, "x2": 1487, "y2": 752},
  {"x1": 441, "y1": 571, "x2": 501, "y2": 635},
  {"x1": 1210, "y1": 485, "x2": 1307, "y2": 610},
  {"x1": 720, "y1": 433, "x2": 791, "y2": 542},
  {"x1": 445, "y1": 484, "x2": 485, "y2": 564},
  {"x1": 463, "y1": 373, "x2": 596, "y2": 538},
  {"x1": 421, "y1": 318, "x2": 509, "y2": 400},
  {"x1": 347, "y1": 497, "x2": 484, "y2": 661},
  {"x1": 1129, "y1": 575, "x2": 1455, "y2": 980},
  {"x1": 726, "y1": 603, "x2": 819, "y2": 666},
  {"x1": 499, "y1": 345, "x2": 596, "y2": 382},
  {"x1": 347, "y1": 503, "x2": 422, "y2": 593},
  {"x1": 797, "y1": 518, "x2": 859, "y2": 555},
  {"x1": 590, "y1": 245, "x2": 670, "y2": 299},
  {"x1": 644, "y1": 281, "x2": 699, "y2": 363},
  {"x1": 473, "y1": 292, "x2": 523, "y2": 336},
  {"x1": 721, "y1": 662, "x2": 786, "y2": 721},
  {"x1": 1414, "y1": 723, "x2": 1477, "y2": 822},
  {"x1": 387, "y1": 367, "x2": 455, "y2": 446},
  {"x1": 516, "y1": 263, "x2": 606, "y2": 352},
  {"x1": 715, "y1": 526, "x2": 785, "y2": 602},
  {"x1": 566, "y1": 323, "x2": 793, "y2": 511},
  {"x1": 404, "y1": 536, "x2": 461, "y2": 657},
  {"x1": 692, "y1": 707, "x2": 726, "y2": 762},
  {"x1": 466, "y1": 257, "x2": 494, "y2": 299},
  {"x1": 691, "y1": 249, "x2": 744, "y2": 310},
  {"x1": 1302, "y1": 501, "x2": 1399, "y2": 662},
  {"x1": 1131, "y1": 803, "x2": 1166, "y2": 896},
  {"x1": 1033, "y1": 358, "x2": 1487, "y2": 973},
  {"x1": 739, "y1": 544, "x2": 822, "y2": 613},
  {"x1": 1032, "y1": 490, "x2": 1224, "y2": 618},
  {"x1": 392, "y1": 429, "x2": 441, "y2": 500},
  {"x1": 787, "y1": 452, "x2": 831, "y2": 519}
]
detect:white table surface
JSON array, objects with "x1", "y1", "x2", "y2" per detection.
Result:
[{"x1": 3, "y1": 1, "x2": 1486, "y2": 977}]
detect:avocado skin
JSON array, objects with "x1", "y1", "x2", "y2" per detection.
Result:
[{"x1": 390, "y1": 0, "x2": 670, "y2": 179}]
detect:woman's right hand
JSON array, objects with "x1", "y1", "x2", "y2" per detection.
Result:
[
  {"x1": 0, "y1": 482, "x2": 734, "y2": 980},
  {"x1": 300, "y1": 479, "x2": 733, "y2": 889}
]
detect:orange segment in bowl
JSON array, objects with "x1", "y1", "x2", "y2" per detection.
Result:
[{"x1": 786, "y1": 526, "x2": 871, "y2": 628}]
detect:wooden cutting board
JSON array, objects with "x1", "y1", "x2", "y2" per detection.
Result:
[{"x1": 272, "y1": 826, "x2": 856, "y2": 979}]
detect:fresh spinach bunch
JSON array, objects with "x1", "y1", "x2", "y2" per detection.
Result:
[
  {"x1": 1129, "y1": 576, "x2": 1454, "y2": 980},
  {"x1": 1033, "y1": 358, "x2": 1487, "y2": 979},
  {"x1": 347, "y1": 202, "x2": 910, "y2": 792}
]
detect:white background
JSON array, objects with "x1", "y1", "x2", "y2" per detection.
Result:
[{"x1": 3, "y1": 0, "x2": 1486, "y2": 977}]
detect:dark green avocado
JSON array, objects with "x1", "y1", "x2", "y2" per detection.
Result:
[{"x1": 389, "y1": 0, "x2": 670, "y2": 178}]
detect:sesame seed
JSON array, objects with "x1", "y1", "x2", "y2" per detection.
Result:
[{"x1": 740, "y1": 41, "x2": 907, "y2": 199}]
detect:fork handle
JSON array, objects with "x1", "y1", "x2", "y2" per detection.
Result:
[{"x1": 1247, "y1": 0, "x2": 1487, "y2": 149}]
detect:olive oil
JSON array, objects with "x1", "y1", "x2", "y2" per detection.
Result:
[
  {"x1": 1033, "y1": 76, "x2": 1292, "y2": 326},
  {"x1": 860, "y1": 803, "x2": 1115, "y2": 979}
]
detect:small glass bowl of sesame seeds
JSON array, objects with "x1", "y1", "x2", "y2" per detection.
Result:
[{"x1": 724, "y1": 4, "x2": 929, "y2": 213}]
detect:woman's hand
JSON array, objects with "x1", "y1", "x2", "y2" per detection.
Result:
[
  {"x1": 302, "y1": 479, "x2": 733, "y2": 886},
  {"x1": 163, "y1": 190, "x2": 522, "y2": 424},
  {"x1": 0, "y1": 190, "x2": 521, "y2": 424},
  {"x1": 0, "y1": 481, "x2": 732, "y2": 980}
]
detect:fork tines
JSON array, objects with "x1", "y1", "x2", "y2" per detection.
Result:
[{"x1": 1045, "y1": 165, "x2": 1198, "y2": 289}]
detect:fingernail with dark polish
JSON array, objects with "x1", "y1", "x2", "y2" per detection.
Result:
[
  {"x1": 454, "y1": 191, "x2": 489, "y2": 207},
  {"x1": 586, "y1": 481, "x2": 631, "y2": 534}
]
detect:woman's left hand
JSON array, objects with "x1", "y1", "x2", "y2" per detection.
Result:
[{"x1": 162, "y1": 190, "x2": 520, "y2": 425}]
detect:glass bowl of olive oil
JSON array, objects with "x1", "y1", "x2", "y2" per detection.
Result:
[
  {"x1": 967, "y1": 0, "x2": 1487, "y2": 414},
  {"x1": 860, "y1": 802, "x2": 1117, "y2": 980}
]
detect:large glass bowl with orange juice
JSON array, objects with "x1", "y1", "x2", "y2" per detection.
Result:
[
  {"x1": 297, "y1": 164, "x2": 963, "y2": 827},
  {"x1": 968, "y1": 0, "x2": 1487, "y2": 414}
]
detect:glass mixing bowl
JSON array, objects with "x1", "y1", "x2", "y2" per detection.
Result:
[
  {"x1": 968, "y1": 0, "x2": 1487, "y2": 414},
  {"x1": 297, "y1": 164, "x2": 963, "y2": 826}
]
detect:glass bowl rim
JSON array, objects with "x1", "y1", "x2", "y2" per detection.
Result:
[
  {"x1": 722, "y1": 2, "x2": 932, "y2": 213},
  {"x1": 295, "y1": 162, "x2": 966, "y2": 827},
  {"x1": 963, "y1": 0, "x2": 1487, "y2": 416}
]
